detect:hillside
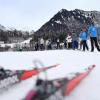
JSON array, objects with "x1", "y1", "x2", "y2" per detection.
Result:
[{"x1": 34, "y1": 9, "x2": 100, "y2": 40}]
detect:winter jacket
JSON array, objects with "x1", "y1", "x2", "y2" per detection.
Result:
[
  {"x1": 79, "y1": 32, "x2": 87, "y2": 41},
  {"x1": 67, "y1": 35, "x2": 72, "y2": 43},
  {"x1": 72, "y1": 34, "x2": 78, "y2": 41},
  {"x1": 88, "y1": 25, "x2": 97, "y2": 37},
  {"x1": 40, "y1": 38, "x2": 44, "y2": 44}
]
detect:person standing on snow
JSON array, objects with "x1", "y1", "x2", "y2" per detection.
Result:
[
  {"x1": 40, "y1": 38, "x2": 45, "y2": 50},
  {"x1": 56, "y1": 39, "x2": 60, "y2": 49},
  {"x1": 67, "y1": 34, "x2": 72, "y2": 49},
  {"x1": 72, "y1": 33, "x2": 78, "y2": 50},
  {"x1": 35, "y1": 41, "x2": 39, "y2": 51},
  {"x1": 79, "y1": 28, "x2": 89, "y2": 51},
  {"x1": 45, "y1": 39, "x2": 52, "y2": 50},
  {"x1": 64, "y1": 38, "x2": 67, "y2": 49},
  {"x1": 88, "y1": 22, "x2": 100, "y2": 52},
  {"x1": 47, "y1": 39, "x2": 52, "y2": 50}
]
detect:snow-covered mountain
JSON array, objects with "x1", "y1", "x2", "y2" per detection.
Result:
[
  {"x1": 35, "y1": 9, "x2": 100, "y2": 39},
  {"x1": 0, "y1": 25, "x2": 30, "y2": 43},
  {"x1": 0, "y1": 50, "x2": 99, "y2": 100},
  {"x1": 0, "y1": 24, "x2": 6, "y2": 31},
  {"x1": 0, "y1": 25, "x2": 21, "y2": 32}
]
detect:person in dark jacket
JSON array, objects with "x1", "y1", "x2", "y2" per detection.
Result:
[
  {"x1": 72, "y1": 33, "x2": 78, "y2": 50},
  {"x1": 56, "y1": 39, "x2": 60, "y2": 49},
  {"x1": 88, "y1": 22, "x2": 100, "y2": 52},
  {"x1": 35, "y1": 42, "x2": 39, "y2": 51},
  {"x1": 0, "y1": 66, "x2": 6, "y2": 78}
]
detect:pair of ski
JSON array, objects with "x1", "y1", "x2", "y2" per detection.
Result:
[
  {"x1": 0, "y1": 64, "x2": 95, "y2": 99},
  {"x1": 24, "y1": 64, "x2": 95, "y2": 100}
]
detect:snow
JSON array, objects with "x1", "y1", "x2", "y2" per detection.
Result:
[
  {"x1": 0, "y1": 25, "x2": 6, "y2": 31},
  {"x1": 0, "y1": 38, "x2": 32, "y2": 48},
  {"x1": 59, "y1": 9, "x2": 66, "y2": 13},
  {"x1": 72, "y1": 11, "x2": 76, "y2": 14},
  {"x1": 0, "y1": 43, "x2": 16, "y2": 48},
  {"x1": 85, "y1": 14, "x2": 88, "y2": 18},
  {"x1": 61, "y1": 15, "x2": 65, "y2": 21},
  {"x1": 78, "y1": 16, "x2": 80, "y2": 18},
  {"x1": 21, "y1": 38, "x2": 32, "y2": 44},
  {"x1": 0, "y1": 50, "x2": 100, "y2": 100},
  {"x1": 51, "y1": 23, "x2": 54, "y2": 26},
  {"x1": 55, "y1": 20, "x2": 62, "y2": 24}
]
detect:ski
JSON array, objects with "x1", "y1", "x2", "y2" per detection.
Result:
[
  {"x1": 63, "y1": 64, "x2": 95, "y2": 96},
  {"x1": 0, "y1": 64, "x2": 59, "y2": 91},
  {"x1": 19, "y1": 64, "x2": 60, "y2": 80},
  {"x1": 24, "y1": 64, "x2": 95, "y2": 100}
]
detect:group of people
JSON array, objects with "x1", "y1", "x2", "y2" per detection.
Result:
[
  {"x1": 57, "y1": 22, "x2": 100, "y2": 52},
  {"x1": 27, "y1": 21, "x2": 100, "y2": 52},
  {"x1": 34, "y1": 38, "x2": 52, "y2": 51},
  {"x1": 79, "y1": 22, "x2": 100, "y2": 52},
  {"x1": 34, "y1": 22, "x2": 100, "y2": 52}
]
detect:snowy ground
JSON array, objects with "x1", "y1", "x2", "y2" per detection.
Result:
[{"x1": 0, "y1": 49, "x2": 100, "y2": 100}]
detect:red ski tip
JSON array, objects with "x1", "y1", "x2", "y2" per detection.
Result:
[
  {"x1": 63, "y1": 64, "x2": 95, "y2": 96},
  {"x1": 92, "y1": 64, "x2": 96, "y2": 68},
  {"x1": 19, "y1": 64, "x2": 60, "y2": 80}
]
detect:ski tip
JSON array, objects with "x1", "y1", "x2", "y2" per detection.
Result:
[
  {"x1": 52, "y1": 64, "x2": 60, "y2": 67},
  {"x1": 88, "y1": 64, "x2": 96, "y2": 70},
  {"x1": 92, "y1": 64, "x2": 96, "y2": 68}
]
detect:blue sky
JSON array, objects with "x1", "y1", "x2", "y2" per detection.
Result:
[{"x1": 0, "y1": 0, "x2": 100, "y2": 31}]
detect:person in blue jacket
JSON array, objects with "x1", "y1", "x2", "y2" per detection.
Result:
[
  {"x1": 79, "y1": 28, "x2": 89, "y2": 51},
  {"x1": 88, "y1": 22, "x2": 100, "y2": 52}
]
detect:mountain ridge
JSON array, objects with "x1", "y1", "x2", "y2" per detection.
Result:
[{"x1": 34, "y1": 9, "x2": 100, "y2": 40}]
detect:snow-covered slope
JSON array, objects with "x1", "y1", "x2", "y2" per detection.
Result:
[
  {"x1": 0, "y1": 50, "x2": 100, "y2": 100},
  {"x1": 0, "y1": 24, "x2": 6, "y2": 31},
  {"x1": 0, "y1": 38, "x2": 31, "y2": 48}
]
